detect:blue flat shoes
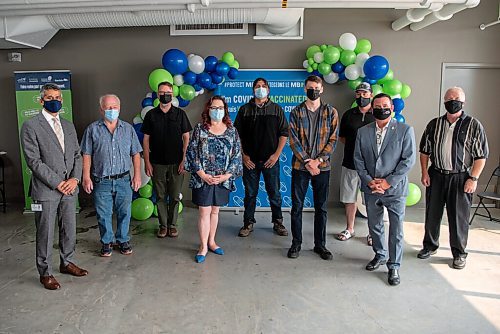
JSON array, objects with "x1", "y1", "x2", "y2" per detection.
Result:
[
  {"x1": 195, "y1": 254, "x2": 206, "y2": 263},
  {"x1": 210, "y1": 247, "x2": 224, "y2": 255}
]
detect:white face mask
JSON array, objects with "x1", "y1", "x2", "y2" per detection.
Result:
[{"x1": 254, "y1": 87, "x2": 268, "y2": 99}]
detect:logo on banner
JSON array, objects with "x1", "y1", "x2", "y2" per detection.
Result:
[
  {"x1": 279, "y1": 152, "x2": 287, "y2": 162},
  {"x1": 280, "y1": 181, "x2": 287, "y2": 193},
  {"x1": 282, "y1": 196, "x2": 292, "y2": 207},
  {"x1": 259, "y1": 180, "x2": 267, "y2": 192},
  {"x1": 283, "y1": 165, "x2": 292, "y2": 178},
  {"x1": 233, "y1": 195, "x2": 244, "y2": 207}
]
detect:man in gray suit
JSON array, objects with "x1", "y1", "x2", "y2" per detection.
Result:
[
  {"x1": 21, "y1": 83, "x2": 88, "y2": 290},
  {"x1": 354, "y1": 93, "x2": 415, "y2": 286}
]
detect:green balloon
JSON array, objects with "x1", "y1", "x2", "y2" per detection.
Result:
[
  {"x1": 340, "y1": 50, "x2": 356, "y2": 66},
  {"x1": 148, "y1": 69, "x2": 173, "y2": 92},
  {"x1": 371, "y1": 84, "x2": 383, "y2": 96},
  {"x1": 348, "y1": 78, "x2": 363, "y2": 90},
  {"x1": 351, "y1": 100, "x2": 358, "y2": 108},
  {"x1": 179, "y1": 84, "x2": 196, "y2": 101},
  {"x1": 222, "y1": 52, "x2": 235, "y2": 66},
  {"x1": 406, "y1": 183, "x2": 422, "y2": 206},
  {"x1": 377, "y1": 69, "x2": 394, "y2": 85},
  {"x1": 148, "y1": 179, "x2": 153, "y2": 186},
  {"x1": 354, "y1": 39, "x2": 372, "y2": 54},
  {"x1": 153, "y1": 98, "x2": 160, "y2": 107},
  {"x1": 138, "y1": 184, "x2": 153, "y2": 198},
  {"x1": 320, "y1": 44, "x2": 327, "y2": 51},
  {"x1": 307, "y1": 58, "x2": 315, "y2": 65},
  {"x1": 307, "y1": 66, "x2": 313, "y2": 73},
  {"x1": 153, "y1": 205, "x2": 158, "y2": 217},
  {"x1": 178, "y1": 201, "x2": 183, "y2": 214},
  {"x1": 400, "y1": 84, "x2": 412, "y2": 99},
  {"x1": 323, "y1": 46, "x2": 340, "y2": 65},
  {"x1": 383, "y1": 79, "x2": 403, "y2": 96},
  {"x1": 131, "y1": 198, "x2": 154, "y2": 221},
  {"x1": 311, "y1": 63, "x2": 318, "y2": 70},
  {"x1": 306, "y1": 45, "x2": 321, "y2": 59},
  {"x1": 318, "y1": 62, "x2": 332, "y2": 75},
  {"x1": 173, "y1": 85, "x2": 179, "y2": 97},
  {"x1": 232, "y1": 60, "x2": 240, "y2": 69}
]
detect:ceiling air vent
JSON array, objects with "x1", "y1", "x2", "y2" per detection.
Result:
[{"x1": 170, "y1": 23, "x2": 248, "y2": 36}]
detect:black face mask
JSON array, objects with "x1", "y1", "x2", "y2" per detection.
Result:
[
  {"x1": 306, "y1": 89, "x2": 321, "y2": 101},
  {"x1": 444, "y1": 100, "x2": 463, "y2": 114},
  {"x1": 159, "y1": 94, "x2": 172, "y2": 105},
  {"x1": 356, "y1": 96, "x2": 371, "y2": 108},
  {"x1": 373, "y1": 108, "x2": 392, "y2": 120}
]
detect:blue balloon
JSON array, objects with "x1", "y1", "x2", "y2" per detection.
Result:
[
  {"x1": 215, "y1": 62, "x2": 230, "y2": 76},
  {"x1": 395, "y1": 113, "x2": 405, "y2": 123},
  {"x1": 132, "y1": 192, "x2": 139, "y2": 200},
  {"x1": 208, "y1": 83, "x2": 218, "y2": 91},
  {"x1": 193, "y1": 84, "x2": 202, "y2": 91},
  {"x1": 204, "y1": 56, "x2": 218, "y2": 73},
  {"x1": 227, "y1": 67, "x2": 239, "y2": 80},
  {"x1": 162, "y1": 49, "x2": 188, "y2": 75},
  {"x1": 177, "y1": 96, "x2": 190, "y2": 107},
  {"x1": 197, "y1": 72, "x2": 212, "y2": 89},
  {"x1": 393, "y1": 98, "x2": 405, "y2": 113},
  {"x1": 363, "y1": 55, "x2": 389, "y2": 80},
  {"x1": 210, "y1": 72, "x2": 224, "y2": 84},
  {"x1": 183, "y1": 71, "x2": 197, "y2": 85},
  {"x1": 133, "y1": 123, "x2": 144, "y2": 143},
  {"x1": 332, "y1": 61, "x2": 345, "y2": 74},
  {"x1": 151, "y1": 92, "x2": 157, "y2": 100},
  {"x1": 142, "y1": 97, "x2": 153, "y2": 108},
  {"x1": 338, "y1": 72, "x2": 346, "y2": 81},
  {"x1": 312, "y1": 70, "x2": 321, "y2": 77},
  {"x1": 151, "y1": 188, "x2": 157, "y2": 203}
]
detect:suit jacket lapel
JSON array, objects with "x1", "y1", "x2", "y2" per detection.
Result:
[
  {"x1": 368, "y1": 123, "x2": 378, "y2": 157},
  {"x1": 379, "y1": 119, "x2": 397, "y2": 156},
  {"x1": 37, "y1": 112, "x2": 64, "y2": 153}
]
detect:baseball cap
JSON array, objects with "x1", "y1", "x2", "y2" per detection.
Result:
[{"x1": 355, "y1": 82, "x2": 372, "y2": 92}]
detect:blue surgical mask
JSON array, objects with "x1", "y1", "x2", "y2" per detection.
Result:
[
  {"x1": 104, "y1": 109, "x2": 120, "y2": 121},
  {"x1": 209, "y1": 108, "x2": 225, "y2": 122},
  {"x1": 255, "y1": 87, "x2": 268, "y2": 99},
  {"x1": 43, "y1": 100, "x2": 62, "y2": 113}
]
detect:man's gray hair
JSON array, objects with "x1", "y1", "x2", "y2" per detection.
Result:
[
  {"x1": 445, "y1": 86, "x2": 466, "y2": 100},
  {"x1": 39, "y1": 83, "x2": 61, "y2": 99},
  {"x1": 99, "y1": 94, "x2": 121, "y2": 108}
]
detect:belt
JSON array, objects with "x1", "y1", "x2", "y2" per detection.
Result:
[
  {"x1": 94, "y1": 171, "x2": 129, "y2": 181},
  {"x1": 432, "y1": 167, "x2": 469, "y2": 175}
]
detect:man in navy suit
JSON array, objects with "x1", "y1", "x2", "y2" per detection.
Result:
[{"x1": 354, "y1": 93, "x2": 416, "y2": 286}]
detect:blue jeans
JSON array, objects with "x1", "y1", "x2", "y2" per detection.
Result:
[
  {"x1": 364, "y1": 193, "x2": 406, "y2": 269},
  {"x1": 243, "y1": 161, "x2": 283, "y2": 223},
  {"x1": 290, "y1": 169, "x2": 330, "y2": 248},
  {"x1": 93, "y1": 174, "x2": 133, "y2": 244}
]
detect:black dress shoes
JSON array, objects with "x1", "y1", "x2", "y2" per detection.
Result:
[
  {"x1": 417, "y1": 248, "x2": 437, "y2": 259},
  {"x1": 365, "y1": 256, "x2": 387, "y2": 271},
  {"x1": 452, "y1": 256, "x2": 466, "y2": 269},
  {"x1": 313, "y1": 246, "x2": 333, "y2": 261},
  {"x1": 388, "y1": 269, "x2": 400, "y2": 286},
  {"x1": 287, "y1": 245, "x2": 301, "y2": 259}
]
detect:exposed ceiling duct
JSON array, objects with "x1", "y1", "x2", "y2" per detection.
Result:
[{"x1": 0, "y1": 0, "x2": 482, "y2": 49}]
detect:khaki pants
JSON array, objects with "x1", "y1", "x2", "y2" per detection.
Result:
[{"x1": 152, "y1": 164, "x2": 184, "y2": 228}]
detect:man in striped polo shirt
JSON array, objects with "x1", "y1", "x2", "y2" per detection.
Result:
[{"x1": 418, "y1": 87, "x2": 489, "y2": 269}]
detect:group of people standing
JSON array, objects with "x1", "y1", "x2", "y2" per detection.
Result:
[{"x1": 21, "y1": 75, "x2": 488, "y2": 290}]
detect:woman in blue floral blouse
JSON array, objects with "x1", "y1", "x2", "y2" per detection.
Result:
[{"x1": 185, "y1": 96, "x2": 242, "y2": 263}]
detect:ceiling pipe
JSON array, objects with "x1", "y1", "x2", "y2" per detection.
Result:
[
  {"x1": 391, "y1": 2, "x2": 444, "y2": 31},
  {"x1": 409, "y1": 0, "x2": 480, "y2": 31}
]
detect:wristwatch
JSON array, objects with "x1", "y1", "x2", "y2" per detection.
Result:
[
  {"x1": 468, "y1": 175, "x2": 478, "y2": 181},
  {"x1": 318, "y1": 157, "x2": 324, "y2": 163}
]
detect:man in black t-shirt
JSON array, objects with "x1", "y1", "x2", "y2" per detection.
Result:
[
  {"x1": 141, "y1": 81, "x2": 192, "y2": 238},
  {"x1": 234, "y1": 78, "x2": 289, "y2": 237},
  {"x1": 335, "y1": 83, "x2": 375, "y2": 243}
]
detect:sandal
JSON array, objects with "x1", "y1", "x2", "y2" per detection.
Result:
[
  {"x1": 367, "y1": 234, "x2": 373, "y2": 246},
  {"x1": 335, "y1": 230, "x2": 355, "y2": 241}
]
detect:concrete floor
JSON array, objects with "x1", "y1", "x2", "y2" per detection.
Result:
[{"x1": 0, "y1": 204, "x2": 499, "y2": 334}]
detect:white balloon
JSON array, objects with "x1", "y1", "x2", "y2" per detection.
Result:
[
  {"x1": 313, "y1": 52, "x2": 324, "y2": 64},
  {"x1": 129, "y1": 157, "x2": 150, "y2": 188},
  {"x1": 324, "y1": 72, "x2": 339, "y2": 84},
  {"x1": 345, "y1": 64, "x2": 361, "y2": 80},
  {"x1": 145, "y1": 93, "x2": 153, "y2": 98},
  {"x1": 172, "y1": 96, "x2": 179, "y2": 107},
  {"x1": 302, "y1": 60, "x2": 309, "y2": 69},
  {"x1": 133, "y1": 115, "x2": 143, "y2": 125},
  {"x1": 391, "y1": 94, "x2": 401, "y2": 99},
  {"x1": 198, "y1": 88, "x2": 204, "y2": 95},
  {"x1": 339, "y1": 32, "x2": 357, "y2": 51},
  {"x1": 188, "y1": 55, "x2": 205, "y2": 74},
  {"x1": 355, "y1": 53, "x2": 370, "y2": 66},
  {"x1": 188, "y1": 53, "x2": 195, "y2": 59},
  {"x1": 173, "y1": 74, "x2": 184, "y2": 86},
  {"x1": 141, "y1": 106, "x2": 154, "y2": 120}
]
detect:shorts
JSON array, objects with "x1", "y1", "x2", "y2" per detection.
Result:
[
  {"x1": 192, "y1": 184, "x2": 230, "y2": 207},
  {"x1": 340, "y1": 166, "x2": 361, "y2": 204}
]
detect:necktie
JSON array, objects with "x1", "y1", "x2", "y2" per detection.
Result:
[{"x1": 52, "y1": 117, "x2": 65, "y2": 152}]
